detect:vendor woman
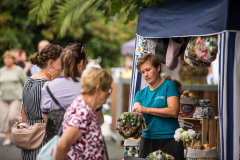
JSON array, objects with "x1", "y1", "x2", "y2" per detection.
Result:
[{"x1": 133, "y1": 54, "x2": 184, "y2": 159}]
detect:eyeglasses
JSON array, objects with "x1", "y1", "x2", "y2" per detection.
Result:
[{"x1": 108, "y1": 87, "x2": 113, "y2": 95}]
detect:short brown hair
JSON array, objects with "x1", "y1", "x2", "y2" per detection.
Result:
[
  {"x1": 61, "y1": 43, "x2": 86, "y2": 82},
  {"x1": 3, "y1": 51, "x2": 15, "y2": 60},
  {"x1": 30, "y1": 44, "x2": 62, "y2": 69},
  {"x1": 81, "y1": 67, "x2": 113, "y2": 95},
  {"x1": 137, "y1": 54, "x2": 162, "y2": 73}
]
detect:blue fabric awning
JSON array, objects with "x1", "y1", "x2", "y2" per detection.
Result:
[{"x1": 137, "y1": 0, "x2": 240, "y2": 38}]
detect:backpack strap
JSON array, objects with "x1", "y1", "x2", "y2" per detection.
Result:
[{"x1": 46, "y1": 85, "x2": 64, "y2": 109}]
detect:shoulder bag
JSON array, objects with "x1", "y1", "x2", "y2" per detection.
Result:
[
  {"x1": 45, "y1": 85, "x2": 67, "y2": 142},
  {"x1": 11, "y1": 105, "x2": 46, "y2": 150}
]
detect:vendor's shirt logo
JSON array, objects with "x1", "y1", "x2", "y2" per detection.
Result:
[{"x1": 155, "y1": 96, "x2": 164, "y2": 100}]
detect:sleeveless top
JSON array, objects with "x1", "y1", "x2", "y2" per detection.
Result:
[
  {"x1": 21, "y1": 78, "x2": 49, "y2": 160},
  {"x1": 22, "y1": 78, "x2": 49, "y2": 124}
]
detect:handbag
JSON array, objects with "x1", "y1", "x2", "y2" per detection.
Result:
[
  {"x1": 37, "y1": 134, "x2": 60, "y2": 160},
  {"x1": 184, "y1": 37, "x2": 211, "y2": 68},
  {"x1": 179, "y1": 104, "x2": 196, "y2": 118},
  {"x1": 11, "y1": 105, "x2": 46, "y2": 150},
  {"x1": 166, "y1": 37, "x2": 184, "y2": 70},
  {"x1": 38, "y1": 130, "x2": 85, "y2": 160},
  {"x1": 146, "y1": 150, "x2": 175, "y2": 160},
  {"x1": 192, "y1": 99, "x2": 215, "y2": 119},
  {"x1": 45, "y1": 85, "x2": 67, "y2": 142},
  {"x1": 37, "y1": 129, "x2": 109, "y2": 160},
  {"x1": 116, "y1": 111, "x2": 147, "y2": 139}
]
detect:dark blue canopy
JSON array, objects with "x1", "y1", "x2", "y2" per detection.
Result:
[{"x1": 137, "y1": 0, "x2": 240, "y2": 38}]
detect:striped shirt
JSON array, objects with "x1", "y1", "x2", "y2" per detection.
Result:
[{"x1": 21, "y1": 78, "x2": 49, "y2": 160}]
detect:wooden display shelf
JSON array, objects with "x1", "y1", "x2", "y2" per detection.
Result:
[{"x1": 178, "y1": 117, "x2": 220, "y2": 153}]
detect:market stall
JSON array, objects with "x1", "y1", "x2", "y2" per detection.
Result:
[{"x1": 127, "y1": 0, "x2": 240, "y2": 159}]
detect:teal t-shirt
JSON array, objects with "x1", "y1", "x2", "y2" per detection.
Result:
[{"x1": 134, "y1": 80, "x2": 180, "y2": 139}]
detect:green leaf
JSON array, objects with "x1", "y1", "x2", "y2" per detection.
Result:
[
  {"x1": 53, "y1": 0, "x2": 107, "y2": 37},
  {"x1": 104, "y1": 17, "x2": 110, "y2": 24},
  {"x1": 125, "y1": 7, "x2": 136, "y2": 23},
  {"x1": 28, "y1": 0, "x2": 60, "y2": 24},
  {"x1": 110, "y1": 0, "x2": 123, "y2": 16}
]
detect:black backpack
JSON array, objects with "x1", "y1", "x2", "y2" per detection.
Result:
[{"x1": 45, "y1": 85, "x2": 68, "y2": 142}]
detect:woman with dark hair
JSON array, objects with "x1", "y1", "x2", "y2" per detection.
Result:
[
  {"x1": 21, "y1": 44, "x2": 62, "y2": 160},
  {"x1": 133, "y1": 54, "x2": 184, "y2": 159},
  {"x1": 41, "y1": 43, "x2": 104, "y2": 126}
]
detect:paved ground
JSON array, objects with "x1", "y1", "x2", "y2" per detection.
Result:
[
  {"x1": 0, "y1": 135, "x2": 124, "y2": 160},
  {"x1": 0, "y1": 120, "x2": 124, "y2": 160},
  {"x1": 0, "y1": 134, "x2": 21, "y2": 160}
]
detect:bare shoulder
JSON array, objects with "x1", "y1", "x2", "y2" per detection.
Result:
[
  {"x1": 31, "y1": 72, "x2": 48, "y2": 79},
  {"x1": 44, "y1": 81, "x2": 50, "y2": 86}
]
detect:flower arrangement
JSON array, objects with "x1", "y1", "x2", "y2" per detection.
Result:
[{"x1": 174, "y1": 128, "x2": 196, "y2": 147}]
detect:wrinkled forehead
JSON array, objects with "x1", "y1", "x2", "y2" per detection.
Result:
[{"x1": 140, "y1": 60, "x2": 153, "y2": 70}]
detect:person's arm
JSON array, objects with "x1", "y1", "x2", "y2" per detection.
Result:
[
  {"x1": 41, "y1": 85, "x2": 52, "y2": 123},
  {"x1": 42, "y1": 113, "x2": 48, "y2": 123},
  {"x1": 23, "y1": 62, "x2": 32, "y2": 75},
  {"x1": 132, "y1": 96, "x2": 180, "y2": 118},
  {"x1": 21, "y1": 105, "x2": 28, "y2": 123},
  {"x1": 55, "y1": 126, "x2": 82, "y2": 160}
]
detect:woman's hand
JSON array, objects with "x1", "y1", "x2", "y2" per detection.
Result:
[
  {"x1": 132, "y1": 102, "x2": 148, "y2": 113},
  {"x1": 48, "y1": 68, "x2": 60, "y2": 80}
]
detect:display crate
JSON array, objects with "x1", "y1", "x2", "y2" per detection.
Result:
[{"x1": 178, "y1": 117, "x2": 220, "y2": 153}]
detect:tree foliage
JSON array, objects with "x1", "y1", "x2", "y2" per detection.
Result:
[
  {"x1": 109, "y1": 0, "x2": 171, "y2": 24},
  {"x1": 0, "y1": 0, "x2": 138, "y2": 69},
  {"x1": 0, "y1": 0, "x2": 36, "y2": 65},
  {"x1": 28, "y1": 0, "x2": 171, "y2": 38}
]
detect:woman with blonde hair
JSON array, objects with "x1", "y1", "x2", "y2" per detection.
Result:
[
  {"x1": 0, "y1": 51, "x2": 27, "y2": 146},
  {"x1": 21, "y1": 44, "x2": 62, "y2": 160},
  {"x1": 55, "y1": 67, "x2": 113, "y2": 160}
]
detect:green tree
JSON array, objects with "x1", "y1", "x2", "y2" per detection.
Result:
[
  {"x1": 64, "y1": 11, "x2": 138, "y2": 70},
  {"x1": 27, "y1": 0, "x2": 172, "y2": 69},
  {"x1": 0, "y1": 0, "x2": 36, "y2": 64},
  {"x1": 0, "y1": 0, "x2": 138, "y2": 69},
  {"x1": 29, "y1": 0, "x2": 171, "y2": 38},
  {"x1": 0, "y1": 0, "x2": 65, "y2": 64}
]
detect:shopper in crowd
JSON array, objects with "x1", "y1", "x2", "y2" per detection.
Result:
[
  {"x1": 11, "y1": 49, "x2": 21, "y2": 64},
  {"x1": 41, "y1": 43, "x2": 104, "y2": 125},
  {"x1": 17, "y1": 50, "x2": 32, "y2": 77},
  {"x1": 21, "y1": 44, "x2": 62, "y2": 160},
  {"x1": 0, "y1": 51, "x2": 27, "y2": 146},
  {"x1": 30, "y1": 40, "x2": 50, "y2": 75},
  {"x1": 132, "y1": 54, "x2": 184, "y2": 159},
  {"x1": 55, "y1": 67, "x2": 113, "y2": 160},
  {"x1": 38, "y1": 40, "x2": 50, "y2": 53}
]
